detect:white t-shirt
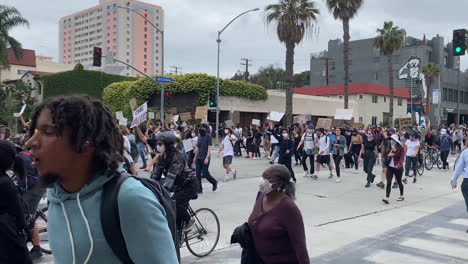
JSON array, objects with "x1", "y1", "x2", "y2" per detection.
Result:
[
  {"x1": 123, "y1": 135, "x2": 133, "y2": 163},
  {"x1": 405, "y1": 139, "x2": 420, "y2": 157},
  {"x1": 222, "y1": 134, "x2": 236, "y2": 156},
  {"x1": 318, "y1": 135, "x2": 329, "y2": 155},
  {"x1": 271, "y1": 133, "x2": 279, "y2": 144},
  {"x1": 302, "y1": 133, "x2": 316, "y2": 150}
]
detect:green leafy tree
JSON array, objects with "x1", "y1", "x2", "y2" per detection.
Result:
[
  {"x1": 0, "y1": 81, "x2": 36, "y2": 131},
  {"x1": 0, "y1": 5, "x2": 29, "y2": 81},
  {"x1": 250, "y1": 65, "x2": 287, "y2": 90},
  {"x1": 294, "y1": 70, "x2": 310, "y2": 87},
  {"x1": 325, "y1": 0, "x2": 364, "y2": 109},
  {"x1": 421, "y1": 62, "x2": 441, "y2": 125},
  {"x1": 265, "y1": 0, "x2": 320, "y2": 126},
  {"x1": 374, "y1": 21, "x2": 404, "y2": 126}
]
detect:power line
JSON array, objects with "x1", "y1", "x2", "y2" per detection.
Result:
[
  {"x1": 170, "y1": 66, "x2": 182, "y2": 75},
  {"x1": 241, "y1": 58, "x2": 253, "y2": 81}
]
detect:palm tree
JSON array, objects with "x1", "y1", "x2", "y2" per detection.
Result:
[
  {"x1": 266, "y1": 0, "x2": 319, "y2": 126},
  {"x1": 421, "y1": 62, "x2": 441, "y2": 126},
  {"x1": 0, "y1": 5, "x2": 29, "y2": 82},
  {"x1": 325, "y1": 0, "x2": 363, "y2": 109},
  {"x1": 374, "y1": 21, "x2": 404, "y2": 126}
]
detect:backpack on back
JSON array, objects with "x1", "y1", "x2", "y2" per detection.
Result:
[{"x1": 101, "y1": 174, "x2": 179, "y2": 263}]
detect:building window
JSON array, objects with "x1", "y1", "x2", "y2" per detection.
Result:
[
  {"x1": 398, "y1": 98, "x2": 403, "y2": 106},
  {"x1": 144, "y1": 54, "x2": 147, "y2": 59},
  {"x1": 374, "y1": 72, "x2": 379, "y2": 80},
  {"x1": 359, "y1": 117, "x2": 363, "y2": 122},
  {"x1": 359, "y1": 94, "x2": 363, "y2": 100},
  {"x1": 144, "y1": 68, "x2": 147, "y2": 72},
  {"x1": 144, "y1": 41, "x2": 147, "y2": 45},
  {"x1": 144, "y1": 61, "x2": 147, "y2": 66},
  {"x1": 144, "y1": 34, "x2": 147, "y2": 39},
  {"x1": 17, "y1": 69, "x2": 28, "y2": 75},
  {"x1": 144, "y1": 48, "x2": 147, "y2": 52},
  {"x1": 384, "y1": 96, "x2": 386, "y2": 102},
  {"x1": 144, "y1": 27, "x2": 147, "y2": 32},
  {"x1": 372, "y1": 116, "x2": 378, "y2": 126},
  {"x1": 443, "y1": 88, "x2": 448, "y2": 101},
  {"x1": 372, "y1": 95, "x2": 378, "y2": 103}
]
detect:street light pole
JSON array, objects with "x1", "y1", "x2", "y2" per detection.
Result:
[
  {"x1": 215, "y1": 8, "x2": 259, "y2": 145},
  {"x1": 457, "y1": 58, "x2": 461, "y2": 125},
  {"x1": 116, "y1": 5, "x2": 165, "y2": 122}
]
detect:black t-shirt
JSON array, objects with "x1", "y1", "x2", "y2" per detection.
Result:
[{"x1": 363, "y1": 140, "x2": 377, "y2": 151}]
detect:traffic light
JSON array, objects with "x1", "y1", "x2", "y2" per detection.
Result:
[
  {"x1": 209, "y1": 90, "x2": 217, "y2": 107},
  {"x1": 453, "y1": 29, "x2": 466, "y2": 56},
  {"x1": 93, "y1": 47, "x2": 102, "y2": 67},
  {"x1": 165, "y1": 92, "x2": 171, "y2": 106}
]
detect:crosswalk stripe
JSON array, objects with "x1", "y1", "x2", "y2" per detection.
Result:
[
  {"x1": 450, "y1": 218, "x2": 468, "y2": 227},
  {"x1": 363, "y1": 250, "x2": 440, "y2": 264},
  {"x1": 400, "y1": 238, "x2": 468, "y2": 260},
  {"x1": 426, "y1": 227, "x2": 468, "y2": 242}
]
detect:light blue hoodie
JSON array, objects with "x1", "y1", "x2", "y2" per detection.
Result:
[{"x1": 47, "y1": 172, "x2": 178, "y2": 264}]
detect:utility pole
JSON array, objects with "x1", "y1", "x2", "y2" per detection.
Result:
[
  {"x1": 241, "y1": 58, "x2": 252, "y2": 81},
  {"x1": 171, "y1": 66, "x2": 182, "y2": 75}
]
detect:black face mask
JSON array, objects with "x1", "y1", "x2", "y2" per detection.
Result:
[{"x1": 199, "y1": 129, "x2": 206, "y2": 136}]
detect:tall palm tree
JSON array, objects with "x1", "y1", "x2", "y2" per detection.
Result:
[
  {"x1": 421, "y1": 62, "x2": 441, "y2": 126},
  {"x1": 325, "y1": 0, "x2": 363, "y2": 109},
  {"x1": 374, "y1": 21, "x2": 404, "y2": 126},
  {"x1": 266, "y1": 0, "x2": 319, "y2": 126},
  {"x1": 0, "y1": 5, "x2": 29, "y2": 82}
]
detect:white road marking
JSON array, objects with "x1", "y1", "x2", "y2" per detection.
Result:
[
  {"x1": 426, "y1": 227, "x2": 468, "y2": 242},
  {"x1": 364, "y1": 250, "x2": 441, "y2": 264},
  {"x1": 400, "y1": 238, "x2": 468, "y2": 260}
]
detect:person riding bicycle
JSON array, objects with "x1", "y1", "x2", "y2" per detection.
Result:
[
  {"x1": 0, "y1": 140, "x2": 32, "y2": 264},
  {"x1": 150, "y1": 131, "x2": 199, "y2": 232}
]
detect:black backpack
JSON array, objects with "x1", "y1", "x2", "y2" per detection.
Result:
[{"x1": 101, "y1": 173, "x2": 179, "y2": 263}]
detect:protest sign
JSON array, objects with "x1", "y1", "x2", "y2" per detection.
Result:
[
  {"x1": 399, "y1": 118, "x2": 412, "y2": 128},
  {"x1": 129, "y1": 98, "x2": 137, "y2": 110},
  {"x1": 172, "y1": 115, "x2": 179, "y2": 123},
  {"x1": 116, "y1": 111, "x2": 123, "y2": 120},
  {"x1": 195, "y1": 106, "x2": 208, "y2": 121},
  {"x1": 267, "y1": 112, "x2": 284, "y2": 122},
  {"x1": 293, "y1": 115, "x2": 306, "y2": 124},
  {"x1": 165, "y1": 113, "x2": 173, "y2": 124},
  {"x1": 180, "y1": 112, "x2": 192, "y2": 121},
  {"x1": 13, "y1": 113, "x2": 20, "y2": 117},
  {"x1": 252, "y1": 119, "x2": 261, "y2": 126},
  {"x1": 19, "y1": 104, "x2": 27, "y2": 116},
  {"x1": 130, "y1": 102, "x2": 147, "y2": 128},
  {"x1": 169, "y1": 107, "x2": 178, "y2": 114},
  {"x1": 334, "y1": 109, "x2": 354, "y2": 120},
  {"x1": 316, "y1": 118, "x2": 332, "y2": 130},
  {"x1": 182, "y1": 139, "x2": 193, "y2": 152},
  {"x1": 119, "y1": 118, "x2": 128, "y2": 126},
  {"x1": 225, "y1": 120, "x2": 235, "y2": 127},
  {"x1": 148, "y1": 112, "x2": 155, "y2": 119}
]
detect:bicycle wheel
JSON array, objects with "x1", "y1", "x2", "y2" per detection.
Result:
[
  {"x1": 185, "y1": 208, "x2": 220, "y2": 258},
  {"x1": 417, "y1": 161, "x2": 424, "y2": 176},
  {"x1": 436, "y1": 154, "x2": 444, "y2": 169},
  {"x1": 424, "y1": 153, "x2": 433, "y2": 170},
  {"x1": 35, "y1": 207, "x2": 51, "y2": 254}
]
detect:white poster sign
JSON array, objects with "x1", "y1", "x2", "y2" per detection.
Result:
[
  {"x1": 267, "y1": 112, "x2": 284, "y2": 122},
  {"x1": 119, "y1": 118, "x2": 128, "y2": 126},
  {"x1": 148, "y1": 112, "x2": 155, "y2": 119},
  {"x1": 130, "y1": 102, "x2": 148, "y2": 128},
  {"x1": 432, "y1": 89, "x2": 440, "y2": 105},
  {"x1": 172, "y1": 115, "x2": 179, "y2": 123},
  {"x1": 116, "y1": 111, "x2": 123, "y2": 120},
  {"x1": 334, "y1": 109, "x2": 354, "y2": 120},
  {"x1": 13, "y1": 113, "x2": 20, "y2": 117},
  {"x1": 252, "y1": 119, "x2": 261, "y2": 126},
  {"x1": 129, "y1": 98, "x2": 137, "y2": 110},
  {"x1": 182, "y1": 139, "x2": 194, "y2": 152},
  {"x1": 19, "y1": 104, "x2": 27, "y2": 116}
]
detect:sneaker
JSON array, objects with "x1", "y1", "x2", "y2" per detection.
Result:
[
  {"x1": 269, "y1": 161, "x2": 274, "y2": 165},
  {"x1": 365, "y1": 182, "x2": 371, "y2": 188},
  {"x1": 183, "y1": 218, "x2": 196, "y2": 232},
  {"x1": 311, "y1": 174, "x2": 318, "y2": 180},
  {"x1": 328, "y1": 174, "x2": 333, "y2": 179},
  {"x1": 245, "y1": 155, "x2": 250, "y2": 159},
  {"x1": 212, "y1": 181, "x2": 218, "y2": 191},
  {"x1": 413, "y1": 178, "x2": 417, "y2": 183},
  {"x1": 402, "y1": 178, "x2": 408, "y2": 184},
  {"x1": 222, "y1": 178, "x2": 230, "y2": 182},
  {"x1": 335, "y1": 178, "x2": 341, "y2": 183},
  {"x1": 376, "y1": 182, "x2": 385, "y2": 189},
  {"x1": 139, "y1": 166, "x2": 146, "y2": 169},
  {"x1": 295, "y1": 162, "x2": 299, "y2": 166},
  {"x1": 29, "y1": 246, "x2": 43, "y2": 260},
  {"x1": 392, "y1": 182, "x2": 398, "y2": 189}
]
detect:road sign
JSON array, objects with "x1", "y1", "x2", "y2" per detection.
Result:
[{"x1": 155, "y1": 76, "x2": 173, "y2": 84}]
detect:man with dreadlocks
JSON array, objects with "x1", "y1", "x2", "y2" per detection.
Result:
[{"x1": 25, "y1": 95, "x2": 178, "y2": 263}]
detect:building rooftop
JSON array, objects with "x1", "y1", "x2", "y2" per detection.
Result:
[
  {"x1": 7, "y1": 48, "x2": 36, "y2": 67},
  {"x1": 294, "y1": 83, "x2": 410, "y2": 99},
  {"x1": 23, "y1": 71, "x2": 56, "y2": 79}
]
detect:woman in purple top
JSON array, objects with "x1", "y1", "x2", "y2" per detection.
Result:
[{"x1": 248, "y1": 165, "x2": 309, "y2": 264}]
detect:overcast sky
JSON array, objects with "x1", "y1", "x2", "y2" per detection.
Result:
[{"x1": 5, "y1": 0, "x2": 468, "y2": 78}]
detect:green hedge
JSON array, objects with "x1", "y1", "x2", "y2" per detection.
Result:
[
  {"x1": 43, "y1": 64, "x2": 137, "y2": 99},
  {"x1": 103, "y1": 73, "x2": 268, "y2": 118}
]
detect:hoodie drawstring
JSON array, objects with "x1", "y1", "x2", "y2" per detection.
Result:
[
  {"x1": 61, "y1": 202, "x2": 76, "y2": 264},
  {"x1": 77, "y1": 193, "x2": 94, "y2": 264}
]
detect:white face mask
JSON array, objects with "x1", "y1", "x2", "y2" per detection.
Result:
[
  {"x1": 156, "y1": 145, "x2": 165, "y2": 153},
  {"x1": 282, "y1": 133, "x2": 289, "y2": 138},
  {"x1": 191, "y1": 133, "x2": 196, "y2": 137},
  {"x1": 225, "y1": 129, "x2": 229, "y2": 134}
]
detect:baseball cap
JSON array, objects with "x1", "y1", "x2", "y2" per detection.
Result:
[
  {"x1": 387, "y1": 128, "x2": 396, "y2": 134},
  {"x1": 441, "y1": 129, "x2": 447, "y2": 135}
]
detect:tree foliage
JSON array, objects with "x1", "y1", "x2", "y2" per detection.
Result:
[
  {"x1": 42, "y1": 64, "x2": 137, "y2": 99},
  {"x1": 0, "y1": 4, "x2": 29, "y2": 70},
  {"x1": 103, "y1": 73, "x2": 268, "y2": 118},
  {"x1": 0, "y1": 81, "x2": 36, "y2": 131}
]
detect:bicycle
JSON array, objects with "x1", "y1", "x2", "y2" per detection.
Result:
[
  {"x1": 177, "y1": 205, "x2": 220, "y2": 258},
  {"x1": 409, "y1": 153, "x2": 424, "y2": 176},
  {"x1": 424, "y1": 147, "x2": 443, "y2": 170}
]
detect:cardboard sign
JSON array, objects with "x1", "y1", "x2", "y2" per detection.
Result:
[
  {"x1": 165, "y1": 113, "x2": 173, "y2": 124},
  {"x1": 334, "y1": 109, "x2": 354, "y2": 120},
  {"x1": 182, "y1": 139, "x2": 193, "y2": 152},
  {"x1": 116, "y1": 111, "x2": 123, "y2": 120},
  {"x1": 316, "y1": 118, "x2": 332, "y2": 130},
  {"x1": 252, "y1": 119, "x2": 261, "y2": 126},
  {"x1": 172, "y1": 115, "x2": 179, "y2": 123},
  {"x1": 293, "y1": 115, "x2": 306, "y2": 124},
  {"x1": 148, "y1": 112, "x2": 155, "y2": 119},
  {"x1": 19, "y1": 104, "x2": 27, "y2": 116},
  {"x1": 129, "y1": 98, "x2": 137, "y2": 110},
  {"x1": 225, "y1": 120, "x2": 235, "y2": 127},
  {"x1": 169, "y1": 107, "x2": 178, "y2": 115},
  {"x1": 399, "y1": 118, "x2": 412, "y2": 128},
  {"x1": 119, "y1": 118, "x2": 128, "y2": 126},
  {"x1": 195, "y1": 106, "x2": 208, "y2": 121},
  {"x1": 267, "y1": 112, "x2": 284, "y2": 122},
  {"x1": 305, "y1": 114, "x2": 312, "y2": 121},
  {"x1": 180, "y1": 112, "x2": 192, "y2": 121},
  {"x1": 352, "y1": 122, "x2": 363, "y2": 129},
  {"x1": 130, "y1": 102, "x2": 147, "y2": 128}
]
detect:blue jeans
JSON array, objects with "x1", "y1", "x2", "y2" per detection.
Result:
[
  {"x1": 196, "y1": 158, "x2": 217, "y2": 192},
  {"x1": 271, "y1": 145, "x2": 280, "y2": 162},
  {"x1": 137, "y1": 142, "x2": 147, "y2": 167}
]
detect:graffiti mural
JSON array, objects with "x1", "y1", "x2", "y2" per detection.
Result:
[{"x1": 398, "y1": 56, "x2": 427, "y2": 115}]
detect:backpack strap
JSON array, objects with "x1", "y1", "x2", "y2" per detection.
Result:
[{"x1": 101, "y1": 174, "x2": 134, "y2": 264}]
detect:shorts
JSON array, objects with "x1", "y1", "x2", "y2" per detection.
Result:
[
  {"x1": 316, "y1": 154, "x2": 330, "y2": 165},
  {"x1": 22, "y1": 185, "x2": 46, "y2": 215},
  {"x1": 223, "y1": 155, "x2": 233, "y2": 165}
]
